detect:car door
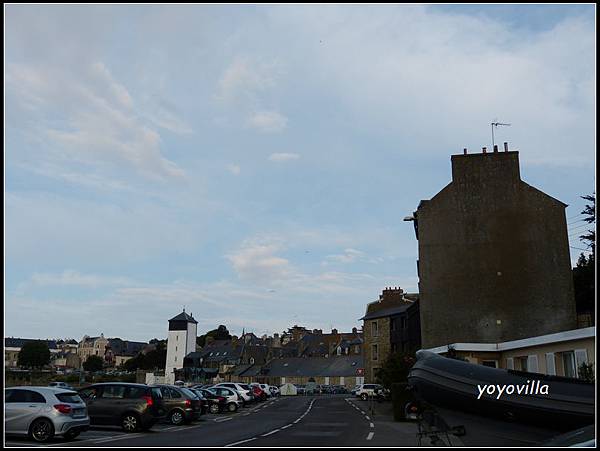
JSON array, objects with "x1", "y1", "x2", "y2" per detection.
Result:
[
  {"x1": 5, "y1": 389, "x2": 46, "y2": 435},
  {"x1": 95, "y1": 385, "x2": 127, "y2": 425},
  {"x1": 79, "y1": 386, "x2": 102, "y2": 424}
]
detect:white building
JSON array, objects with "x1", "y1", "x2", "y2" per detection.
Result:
[{"x1": 165, "y1": 310, "x2": 197, "y2": 384}]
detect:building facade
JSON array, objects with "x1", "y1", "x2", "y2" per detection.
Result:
[
  {"x1": 165, "y1": 310, "x2": 198, "y2": 384},
  {"x1": 414, "y1": 149, "x2": 577, "y2": 348},
  {"x1": 361, "y1": 287, "x2": 419, "y2": 383}
]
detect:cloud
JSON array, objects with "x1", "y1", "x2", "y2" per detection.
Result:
[
  {"x1": 226, "y1": 239, "x2": 291, "y2": 283},
  {"x1": 325, "y1": 248, "x2": 365, "y2": 264},
  {"x1": 247, "y1": 110, "x2": 288, "y2": 133},
  {"x1": 215, "y1": 56, "x2": 281, "y2": 106},
  {"x1": 227, "y1": 164, "x2": 241, "y2": 175},
  {"x1": 7, "y1": 61, "x2": 185, "y2": 180},
  {"x1": 28, "y1": 270, "x2": 132, "y2": 288},
  {"x1": 268, "y1": 152, "x2": 300, "y2": 162}
]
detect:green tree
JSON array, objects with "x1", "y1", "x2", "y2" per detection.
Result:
[
  {"x1": 375, "y1": 352, "x2": 416, "y2": 389},
  {"x1": 17, "y1": 340, "x2": 51, "y2": 369},
  {"x1": 573, "y1": 194, "x2": 595, "y2": 320},
  {"x1": 83, "y1": 355, "x2": 104, "y2": 372},
  {"x1": 578, "y1": 362, "x2": 595, "y2": 383},
  {"x1": 196, "y1": 325, "x2": 231, "y2": 347}
]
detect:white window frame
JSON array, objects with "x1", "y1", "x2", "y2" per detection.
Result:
[
  {"x1": 545, "y1": 353, "x2": 556, "y2": 376},
  {"x1": 506, "y1": 357, "x2": 514, "y2": 370},
  {"x1": 527, "y1": 355, "x2": 539, "y2": 373}
]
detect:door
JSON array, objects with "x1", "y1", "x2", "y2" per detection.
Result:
[
  {"x1": 5, "y1": 389, "x2": 46, "y2": 434},
  {"x1": 79, "y1": 386, "x2": 103, "y2": 424}
]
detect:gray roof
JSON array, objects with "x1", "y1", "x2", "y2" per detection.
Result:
[
  {"x1": 360, "y1": 303, "x2": 412, "y2": 321},
  {"x1": 169, "y1": 311, "x2": 198, "y2": 324},
  {"x1": 5, "y1": 338, "x2": 58, "y2": 350},
  {"x1": 262, "y1": 356, "x2": 363, "y2": 377}
]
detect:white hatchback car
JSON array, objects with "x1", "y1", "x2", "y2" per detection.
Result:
[
  {"x1": 355, "y1": 384, "x2": 384, "y2": 401},
  {"x1": 212, "y1": 383, "x2": 253, "y2": 404}
]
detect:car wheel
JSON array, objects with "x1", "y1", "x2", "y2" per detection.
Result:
[
  {"x1": 169, "y1": 409, "x2": 185, "y2": 425},
  {"x1": 64, "y1": 429, "x2": 80, "y2": 441},
  {"x1": 361, "y1": 393, "x2": 368, "y2": 401},
  {"x1": 30, "y1": 418, "x2": 55, "y2": 443},
  {"x1": 227, "y1": 402, "x2": 238, "y2": 412},
  {"x1": 209, "y1": 403, "x2": 220, "y2": 414},
  {"x1": 121, "y1": 413, "x2": 141, "y2": 432}
]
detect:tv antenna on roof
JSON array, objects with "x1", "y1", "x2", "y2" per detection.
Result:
[{"x1": 491, "y1": 120, "x2": 511, "y2": 148}]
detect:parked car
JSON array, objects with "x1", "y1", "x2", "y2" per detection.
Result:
[
  {"x1": 78, "y1": 383, "x2": 165, "y2": 432},
  {"x1": 206, "y1": 387, "x2": 243, "y2": 412},
  {"x1": 296, "y1": 384, "x2": 306, "y2": 395},
  {"x1": 255, "y1": 383, "x2": 273, "y2": 397},
  {"x1": 192, "y1": 388, "x2": 227, "y2": 414},
  {"x1": 5, "y1": 387, "x2": 90, "y2": 443},
  {"x1": 355, "y1": 384, "x2": 384, "y2": 401},
  {"x1": 151, "y1": 385, "x2": 202, "y2": 425},
  {"x1": 48, "y1": 382, "x2": 75, "y2": 391},
  {"x1": 269, "y1": 385, "x2": 280, "y2": 397},
  {"x1": 212, "y1": 383, "x2": 254, "y2": 405},
  {"x1": 188, "y1": 388, "x2": 208, "y2": 415},
  {"x1": 249, "y1": 384, "x2": 267, "y2": 401}
]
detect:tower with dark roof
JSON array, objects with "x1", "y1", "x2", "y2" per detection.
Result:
[{"x1": 165, "y1": 309, "x2": 198, "y2": 384}]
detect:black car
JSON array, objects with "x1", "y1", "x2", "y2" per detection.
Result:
[
  {"x1": 151, "y1": 385, "x2": 203, "y2": 425},
  {"x1": 78, "y1": 383, "x2": 165, "y2": 432},
  {"x1": 192, "y1": 388, "x2": 226, "y2": 414}
]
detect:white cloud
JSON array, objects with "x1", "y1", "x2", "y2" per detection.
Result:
[
  {"x1": 268, "y1": 152, "x2": 300, "y2": 162},
  {"x1": 215, "y1": 56, "x2": 280, "y2": 106},
  {"x1": 226, "y1": 239, "x2": 291, "y2": 283},
  {"x1": 7, "y1": 61, "x2": 185, "y2": 180},
  {"x1": 29, "y1": 270, "x2": 132, "y2": 288},
  {"x1": 325, "y1": 248, "x2": 365, "y2": 264},
  {"x1": 247, "y1": 110, "x2": 288, "y2": 133},
  {"x1": 227, "y1": 164, "x2": 241, "y2": 175}
]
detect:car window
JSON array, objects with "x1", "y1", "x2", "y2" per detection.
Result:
[
  {"x1": 5, "y1": 389, "x2": 14, "y2": 402},
  {"x1": 79, "y1": 387, "x2": 99, "y2": 400},
  {"x1": 101, "y1": 385, "x2": 126, "y2": 399},
  {"x1": 125, "y1": 387, "x2": 147, "y2": 399},
  {"x1": 56, "y1": 392, "x2": 83, "y2": 403},
  {"x1": 159, "y1": 387, "x2": 171, "y2": 399},
  {"x1": 9, "y1": 389, "x2": 46, "y2": 403},
  {"x1": 169, "y1": 387, "x2": 181, "y2": 398},
  {"x1": 180, "y1": 388, "x2": 197, "y2": 398}
]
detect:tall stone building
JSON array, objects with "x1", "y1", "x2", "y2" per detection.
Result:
[
  {"x1": 361, "y1": 287, "x2": 418, "y2": 383},
  {"x1": 414, "y1": 147, "x2": 576, "y2": 349},
  {"x1": 165, "y1": 310, "x2": 197, "y2": 384}
]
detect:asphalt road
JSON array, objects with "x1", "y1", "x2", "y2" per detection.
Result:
[{"x1": 5, "y1": 395, "x2": 415, "y2": 447}]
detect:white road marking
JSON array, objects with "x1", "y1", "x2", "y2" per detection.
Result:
[
  {"x1": 367, "y1": 431, "x2": 375, "y2": 441},
  {"x1": 281, "y1": 424, "x2": 293, "y2": 430},
  {"x1": 365, "y1": 415, "x2": 371, "y2": 420},
  {"x1": 215, "y1": 417, "x2": 233, "y2": 422},
  {"x1": 261, "y1": 429, "x2": 280, "y2": 437},
  {"x1": 225, "y1": 437, "x2": 257, "y2": 447},
  {"x1": 370, "y1": 422, "x2": 375, "y2": 428}
]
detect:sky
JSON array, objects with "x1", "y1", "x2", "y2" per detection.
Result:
[{"x1": 5, "y1": 4, "x2": 596, "y2": 342}]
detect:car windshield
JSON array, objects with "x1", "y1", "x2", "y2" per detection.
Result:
[
  {"x1": 240, "y1": 384, "x2": 250, "y2": 390},
  {"x1": 180, "y1": 387, "x2": 198, "y2": 399}
]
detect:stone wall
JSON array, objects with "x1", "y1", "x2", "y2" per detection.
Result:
[{"x1": 363, "y1": 317, "x2": 391, "y2": 383}]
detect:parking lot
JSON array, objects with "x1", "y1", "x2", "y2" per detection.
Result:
[{"x1": 4, "y1": 395, "x2": 418, "y2": 447}]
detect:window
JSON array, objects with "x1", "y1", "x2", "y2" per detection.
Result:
[
  {"x1": 481, "y1": 360, "x2": 497, "y2": 368},
  {"x1": 506, "y1": 357, "x2": 514, "y2": 370},
  {"x1": 545, "y1": 353, "x2": 556, "y2": 376},
  {"x1": 575, "y1": 349, "x2": 589, "y2": 377},
  {"x1": 390, "y1": 319, "x2": 396, "y2": 331},
  {"x1": 371, "y1": 321, "x2": 378, "y2": 337},
  {"x1": 56, "y1": 393, "x2": 83, "y2": 403},
  {"x1": 527, "y1": 355, "x2": 539, "y2": 373},
  {"x1": 562, "y1": 351, "x2": 577, "y2": 378},
  {"x1": 6, "y1": 389, "x2": 46, "y2": 403},
  {"x1": 372, "y1": 344, "x2": 379, "y2": 361},
  {"x1": 126, "y1": 387, "x2": 148, "y2": 399},
  {"x1": 401, "y1": 317, "x2": 407, "y2": 329},
  {"x1": 101, "y1": 385, "x2": 125, "y2": 399}
]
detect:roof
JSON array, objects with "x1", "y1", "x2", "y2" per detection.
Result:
[
  {"x1": 424, "y1": 327, "x2": 596, "y2": 354},
  {"x1": 262, "y1": 356, "x2": 363, "y2": 377},
  {"x1": 5, "y1": 338, "x2": 58, "y2": 350},
  {"x1": 168, "y1": 311, "x2": 198, "y2": 324},
  {"x1": 360, "y1": 303, "x2": 412, "y2": 321}
]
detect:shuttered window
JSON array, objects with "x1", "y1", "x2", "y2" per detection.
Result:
[{"x1": 545, "y1": 353, "x2": 556, "y2": 375}]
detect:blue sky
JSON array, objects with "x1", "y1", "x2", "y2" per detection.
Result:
[{"x1": 5, "y1": 5, "x2": 596, "y2": 342}]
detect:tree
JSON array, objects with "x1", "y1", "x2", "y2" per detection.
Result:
[
  {"x1": 83, "y1": 355, "x2": 104, "y2": 372},
  {"x1": 375, "y1": 352, "x2": 416, "y2": 389},
  {"x1": 196, "y1": 325, "x2": 231, "y2": 347},
  {"x1": 573, "y1": 193, "x2": 595, "y2": 321},
  {"x1": 18, "y1": 340, "x2": 51, "y2": 369}
]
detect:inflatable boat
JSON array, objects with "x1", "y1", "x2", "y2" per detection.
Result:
[{"x1": 408, "y1": 350, "x2": 595, "y2": 431}]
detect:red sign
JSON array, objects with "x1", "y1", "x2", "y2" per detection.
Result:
[{"x1": 356, "y1": 368, "x2": 364, "y2": 376}]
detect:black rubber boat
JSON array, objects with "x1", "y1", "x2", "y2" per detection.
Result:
[{"x1": 408, "y1": 350, "x2": 595, "y2": 431}]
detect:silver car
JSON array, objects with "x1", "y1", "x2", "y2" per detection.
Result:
[
  {"x1": 207, "y1": 387, "x2": 243, "y2": 412},
  {"x1": 5, "y1": 387, "x2": 90, "y2": 443}
]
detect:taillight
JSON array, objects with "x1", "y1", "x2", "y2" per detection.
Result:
[
  {"x1": 142, "y1": 395, "x2": 154, "y2": 406},
  {"x1": 185, "y1": 399, "x2": 191, "y2": 407},
  {"x1": 217, "y1": 396, "x2": 225, "y2": 402},
  {"x1": 54, "y1": 404, "x2": 72, "y2": 414}
]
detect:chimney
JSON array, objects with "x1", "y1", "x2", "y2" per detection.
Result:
[
  {"x1": 331, "y1": 328, "x2": 338, "y2": 335},
  {"x1": 493, "y1": 145, "x2": 498, "y2": 153},
  {"x1": 482, "y1": 146, "x2": 487, "y2": 154},
  {"x1": 504, "y1": 142, "x2": 509, "y2": 152},
  {"x1": 352, "y1": 327, "x2": 358, "y2": 334},
  {"x1": 463, "y1": 148, "x2": 467, "y2": 155}
]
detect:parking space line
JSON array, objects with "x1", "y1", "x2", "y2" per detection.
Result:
[
  {"x1": 370, "y1": 422, "x2": 375, "y2": 428},
  {"x1": 225, "y1": 437, "x2": 257, "y2": 447},
  {"x1": 280, "y1": 424, "x2": 292, "y2": 430},
  {"x1": 261, "y1": 429, "x2": 280, "y2": 437},
  {"x1": 367, "y1": 431, "x2": 375, "y2": 440}
]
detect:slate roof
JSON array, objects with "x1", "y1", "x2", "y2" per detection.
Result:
[
  {"x1": 360, "y1": 303, "x2": 412, "y2": 321},
  {"x1": 169, "y1": 311, "x2": 198, "y2": 324},
  {"x1": 5, "y1": 338, "x2": 58, "y2": 350},
  {"x1": 261, "y1": 355, "x2": 363, "y2": 377}
]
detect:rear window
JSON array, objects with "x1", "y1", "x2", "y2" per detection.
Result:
[
  {"x1": 180, "y1": 388, "x2": 197, "y2": 398},
  {"x1": 125, "y1": 386, "x2": 149, "y2": 399},
  {"x1": 151, "y1": 387, "x2": 163, "y2": 399},
  {"x1": 240, "y1": 384, "x2": 250, "y2": 390},
  {"x1": 101, "y1": 385, "x2": 126, "y2": 399},
  {"x1": 56, "y1": 392, "x2": 83, "y2": 403}
]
